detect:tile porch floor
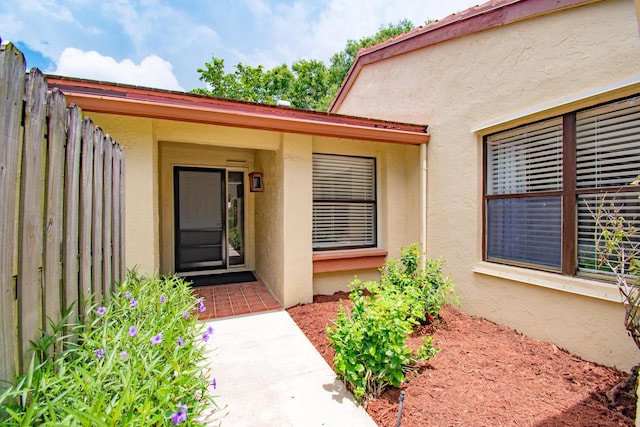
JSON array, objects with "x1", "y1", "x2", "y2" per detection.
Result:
[{"x1": 193, "y1": 280, "x2": 282, "y2": 319}]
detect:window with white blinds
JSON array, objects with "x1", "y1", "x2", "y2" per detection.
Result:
[
  {"x1": 576, "y1": 98, "x2": 640, "y2": 189},
  {"x1": 484, "y1": 94, "x2": 640, "y2": 276},
  {"x1": 576, "y1": 96, "x2": 640, "y2": 275},
  {"x1": 312, "y1": 154, "x2": 376, "y2": 250},
  {"x1": 486, "y1": 118, "x2": 563, "y2": 195},
  {"x1": 485, "y1": 118, "x2": 563, "y2": 269}
]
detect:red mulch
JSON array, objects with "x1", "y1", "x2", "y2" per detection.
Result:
[{"x1": 287, "y1": 292, "x2": 636, "y2": 427}]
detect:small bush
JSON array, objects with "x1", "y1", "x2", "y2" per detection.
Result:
[
  {"x1": 0, "y1": 272, "x2": 217, "y2": 426},
  {"x1": 375, "y1": 243, "x2": 457, "y2": 323},
  {"x1": 328, "y1": 244, "x2": 455, "y2": 403},
  {"x1": 328, "y1": 282, "x2": 438, "y2": 402}
]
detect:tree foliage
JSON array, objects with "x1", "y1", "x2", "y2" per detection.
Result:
[{"x1": 192, "y1": 19, "x2": 415, "y2": 111}]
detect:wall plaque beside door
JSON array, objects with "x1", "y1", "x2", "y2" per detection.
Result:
[{"x1": 249, "y1": 172, "x2": 263, "y2": 192}]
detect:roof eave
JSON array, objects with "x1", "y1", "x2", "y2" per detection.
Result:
[
  {"x1": 60, "y1": 91, "x2": 430, "y2": 145},
  {"x1": 46, "y1": 77, "x2": 429, "y2": 145}
]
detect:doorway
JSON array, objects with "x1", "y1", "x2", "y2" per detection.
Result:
[{"x1": 174, "y1": 167, "x2": 245, "y2": 273}]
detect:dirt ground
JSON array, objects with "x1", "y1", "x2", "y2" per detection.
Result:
[{"x1": 287, "y1": 292, "x2": 636, "y2": 427}]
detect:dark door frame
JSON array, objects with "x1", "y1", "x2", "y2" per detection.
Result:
[{"x1": 173, "y1": 166, "x2": 227, "y2": 273}]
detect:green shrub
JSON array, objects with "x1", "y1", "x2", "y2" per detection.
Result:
[
  {"x1": 327, "y1": 244, "x2": 454, "y2": 403},
  {"x1": 328, "y1": 282, "x2": 438, "y2": 402},
  {"x1": 373, "y1": 243, "x2": 457, "y2": 323},
  {"x1": 0, "y1": 272, "x2": 218, "y2": 426}
]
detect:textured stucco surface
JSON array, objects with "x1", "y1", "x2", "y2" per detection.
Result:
[
  {"x1": 90, "y1": 113, "x2": 158, "y2": 274},
  {"x1": 334, "y1": 0, "x2": 640, "y2": 370},
  {"x1": 89, "y1": 114, "x2": 429, "y2": 309}
]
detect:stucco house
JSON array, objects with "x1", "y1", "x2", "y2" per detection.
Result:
[
  {"x1": 46, "y1": 76, "x2": 430, "y2": 310},
  {"x1": 330, "y1": 0, "x2": 640, "y2": 371},
  {"x1": 47, "y1": 0, "x2": 640, "y2": 371}
]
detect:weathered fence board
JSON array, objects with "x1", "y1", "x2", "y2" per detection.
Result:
[
  {"x1": 112, "y1": 145, "x2": 122, "y2": 288},
  {"x1": 92, "y1": 128, "x2": 104, "y2": 302},
  {"x1": 119, "y1": 150, "x2": 126, "y2": 280},
  {"x1": 63, "y1": 106, "x2": 82, "y2": 315},
  {"x1": 44, "y1": 89, "x2": 66, "y2": 344},
  {"x1": 18, "y1": 69, "x2": 48, "y2": 371},
  {"x1": 103, "y1": 137, "x2": 113, "y2": 301},
  {"x1": 0, "y1": 41, "x2": 126, "y2": 387},
  {"x1": 0, "y1": 41, "x2": 25, "y2": 389},
  {"x1": 79, "y1": 118, "x2": 94, "y2": 315}
]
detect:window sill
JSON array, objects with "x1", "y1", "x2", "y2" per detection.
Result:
[
  {"x1": 313, "y1": 249, "x2": 388, "y2": 274},
  {"x1": 472, "y1": 261, "x2": 622, "y2": 303}
]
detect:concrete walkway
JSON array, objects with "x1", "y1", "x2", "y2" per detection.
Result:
[{"x1": 202, "y1": 310, "x2": 377, "y2": 426}]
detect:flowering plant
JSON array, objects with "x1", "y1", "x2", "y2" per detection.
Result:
[{"x1": 0, "y1": 272, "x2": 220, "y2": 426}]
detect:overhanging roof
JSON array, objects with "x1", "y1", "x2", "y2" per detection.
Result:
[
  {"x1": 46, "y1": 76, "x2": 429, "y2": 145},
  {"x1": 330, "y1": 0, "x2": 601, "y2": 112}
]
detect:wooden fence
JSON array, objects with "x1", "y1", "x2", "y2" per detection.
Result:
[{"x1": 0, "y1": 41, "x2": 126, "y2": 387}]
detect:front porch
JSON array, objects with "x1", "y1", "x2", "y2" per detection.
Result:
[{"x1": 193, "y1": 279, "x2": 282, "y2": 320}]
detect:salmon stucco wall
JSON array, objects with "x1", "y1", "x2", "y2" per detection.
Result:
[
  {"x1": 254, "y1": 148, "x2": 284, "y2": 303},
  {"x1": 310, "y1": 137, "x2": 423, "y2": 295},
  {"x1": 333, "y1": 0, "x2": 640, "y2": 370},
  {"x1": 89, "y1": 113, "x2": 158, "y2": 274},
  {"x1": 254, "y1": 133, "x2": 315, "y2": 307},
  {"x1": 88, "y1": 112, "x2": 426, "y2": 309},
  {"x1": 281, "y1": 134, "x2": 314, "y2": 306}
]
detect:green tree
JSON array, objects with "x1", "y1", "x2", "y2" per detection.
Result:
[
  {"x1": 326, "y1": 19, "x2": 414, "y2": 91},
  {"x1": 193, "y1": 20, "x2": 416, "y2": 111}
]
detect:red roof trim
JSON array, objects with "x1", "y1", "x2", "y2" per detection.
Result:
[
  {"x1": 330, "y1": 0, "x2": 601, "y2": 112},
  {"x1": 46, "y1": 75, "x2": 429, "y2": 144}
]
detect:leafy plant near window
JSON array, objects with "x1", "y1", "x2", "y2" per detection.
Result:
[
  {"x1": 327, "y1": 244, "x2": 455, "y2": 403},
  {"x1": 591, "y1": 177, "x2": 640, "y2": 418},
  {"x1": 0, "y1": 273, "x2": 219, "y2": 426},
  {"x1": 593, "y1": 177, "x2": 640, "y2": 348}
]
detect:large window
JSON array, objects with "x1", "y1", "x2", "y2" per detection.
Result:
[
  {"x1": 484, "y1": 95, "x2": 640, "y2": 277},
  {"x1": 312, "y1": 154, "x2": 376, "y2": 250}
]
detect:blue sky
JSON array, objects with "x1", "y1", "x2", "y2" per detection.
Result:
[{"x1": 1, "y1": 0, "x2": 481, "y2": 91}]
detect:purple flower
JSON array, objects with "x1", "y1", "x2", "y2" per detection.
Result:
[
  {"x1": 119, "y1": 351, "x2": 128, "y2": 359},
  {"x1": 170, "y1": 404, "x2": 188, "y2": 425},
  {"x1": 130, "y1": 299, "x2": 138, "y2": 308},
  {"x1": 96, "y1": 307, "x2": 107, "y2": 316},
  {"x1": 124, "y1": 291, "x2": 132, "y2": 298},
  {"x1": 202, "y1": 333, "x2": 210, "y2": 342},
  {"x1": 211, "y1": 378, "x2": 217, "y2": 389},
  {"x1": 150, "y1": 333, "x2": 162, "y2": 345},
  {"x1": 128, "y1": 326, "x2": 137, "y2": 337},
  {"x1": 198, "y1": 300, "x2": 206, "y2": 313},
  {"x1": 206, "y1": 325, "x2": 214, "y2": 335},
  {"x1": 183, "y1": 311, "x2": 190, "y2": 320},
  {"x1": 177, "y1": 337, "x2": 185, "y2": 346},
  {"x1": 95, "y1": 348, "x2": 105, "y2": 359},
  {"x1": 160, "y1": 295, "x2": 166, "y2": 303}
]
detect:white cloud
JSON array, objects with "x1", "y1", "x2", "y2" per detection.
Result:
[
  {"x1": 53, "y1": 48, "x2": 184, "y2": 91},
  {"x1": 234, "y1": 0, "x2": 481, "y2": 68},
  {"x1": 21, "y1": 0, "x2": 74, "y2": 22},
  {"x1": 243, "y1": 0, "x2": 271, "y2": 16}
]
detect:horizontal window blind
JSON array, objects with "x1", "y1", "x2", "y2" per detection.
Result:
[
  {"x1": 486, "y1": 196, "x2": 562, "y2": 269},
  {"x1": 312, "y1": 154, "x2": 376, "y2": 250},
  {"x1": 577, "y1": 192, "x2": 640, "y2": 276},
  {"x1": 576, "y1": 96, "x2": 640, "y2": 189},
  {"x1": 486, "y1": 118, "x2": 563, "y2": 195},
  {"x1": 485, "y1": 93, "x2": 639, "y2": 276}
]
